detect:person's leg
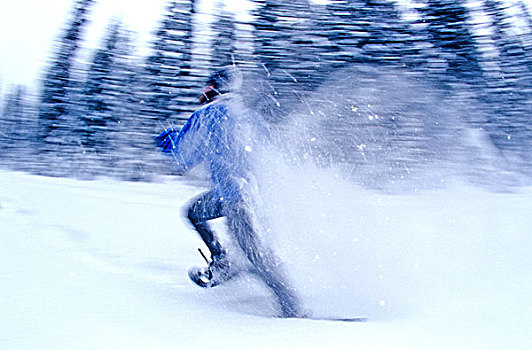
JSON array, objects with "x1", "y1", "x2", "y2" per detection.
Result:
[
  {"x1": 187, "y1": 191, "x2": 237, "y2": 288},
  {"x1": 226, "y1": 204, "x2": 302, "y2": 318},
  {"x1": 186, "y1": 191, "x2": 225, "y2": 259}
]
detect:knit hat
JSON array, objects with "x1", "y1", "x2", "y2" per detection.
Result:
[{"x1": 206, "y1": 66, "x2": 242, "y2": 94}]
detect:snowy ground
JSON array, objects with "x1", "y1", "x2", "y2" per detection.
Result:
[{"x1": 1, "y1": 170, "x2": 530, "y2": 349}]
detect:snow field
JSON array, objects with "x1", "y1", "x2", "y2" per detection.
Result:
[{"x1": 1, "y1": 170, "x2": 530, "y2": 349}]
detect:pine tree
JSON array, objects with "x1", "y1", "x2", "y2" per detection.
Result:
[
  {"x1": 361, "y1": 0, "x2": 426, "y2": 68},
  {"x1": 227, "y1": 6, "x2": 257, "y2": 71},
  {"x1": 517, "y1": 0, "x2": 532, "y2": 151},
  {"x1": 170, "y1": 0, "x2": 211, "y2": 119},
  {"x1": 421, "y1": 0, "x2": 483, "y2": 81},
  {"x1": 251, "y1": 0, "x2": 287, "y2": 73},
  {"x1": 140, "y1": 0, "x2": 204, "y2": 125},
  {"x1": 310, "y1": 1, "x2": 343, "y2": 74},
  {"x1": 0, "y1": 86, "x2": 38, "y2": 171},
  {"x1": 324, "y1": 0, "x2": 429, "y2": 69},
  {"x1": 515, "y1": 1, "x2": 532, "y2": 89},
  {"x1": 80, "y1": 21, "x2": 120, "y2": 150},
  {"x1": 481, "y1": 0, "x2": 531, "y2": 159},
  {"x1": 211, "y1": 8, "x2": 238, "y2": 69},
  {"x1": 324, "y1": 0, "x2": 365, "y2": 69},
  {"x1": 112, "y1": 52, "x2": 165, "y2": 181},
  {"x1": 250, "y1": 0, "x2": 328, "y2": 103},
  {"x1": 37, "y1": 0, "x2": 95, "y2": 161},
  {"x1": 139, "y1": 3, "x2": 186, "y2": 123},
  {"x1": 73, "y1": 21, "x2": 133, "y2": 177},
  {"x1": 403, "y1": 4, "x2": 446, "y2": 76},
  {"x1": 280, "y1": 0, "x2": 324, "y2": 90}
]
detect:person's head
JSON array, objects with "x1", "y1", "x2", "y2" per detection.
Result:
[{"x1": 199, "y1": 66, "x2": 242, "y2": 104}]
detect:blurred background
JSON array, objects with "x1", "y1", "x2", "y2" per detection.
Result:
[{"x1": 0, "y1": 0, "x2": 530, "y2": 184}]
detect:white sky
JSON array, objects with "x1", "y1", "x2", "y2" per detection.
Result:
[{"x1": 0, "y1": 0, "x2": 170, "y2": 92}]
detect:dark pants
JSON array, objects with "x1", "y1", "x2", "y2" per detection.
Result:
[
  {"x1": 186, "y1": 190, "x2": 301, "y2": 317},
  {"x1": 186, "y1": 190, "x2": 225, "y2": 259}
]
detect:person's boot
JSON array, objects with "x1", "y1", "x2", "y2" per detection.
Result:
[{"x1": 188, "y1": 252, "x2": 233, "y2": 288}]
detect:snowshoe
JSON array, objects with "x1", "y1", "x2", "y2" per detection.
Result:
[{"x1": 188, "y1": 250, "x2": 234, "y2": 288}]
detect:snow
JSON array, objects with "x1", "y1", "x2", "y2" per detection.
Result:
[{"x1": 1, "y1": 169, "x2": 531, "y2": 349}]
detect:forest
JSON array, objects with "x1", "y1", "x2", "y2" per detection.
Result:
[{"x1": 0, "y1": 0, "x2": 531, "y2": 182}]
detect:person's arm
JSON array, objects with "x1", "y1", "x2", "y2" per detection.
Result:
[{"x1": 155, "y1": 111, "x2": 205, "y2": 174}]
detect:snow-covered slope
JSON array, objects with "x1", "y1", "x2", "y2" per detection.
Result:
[{"x1": 1, "y1": 170, "x2": 530, "y2": 349}]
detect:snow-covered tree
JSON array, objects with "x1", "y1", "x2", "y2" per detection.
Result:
[
  {"x1": 0, "y1": 86, "x2": 38, "y2": 171},
  {"x1": 211, "y1": 8, "x2": 238, "y2": 69},
  {"x1": 324, "y1": 0, "x2": 428, "y2": 69},
  {"x1": 479, "y1": 0, "x2": 531, "y2": 160},
  {"x1": 37, "y1": 0, "x2": 95, "y2": 163},
  {"x1": 140, "y1": 0, "x2": 206, "y2": 124},
  {"x1": 72, "y1": 21, "x2": 134, "y2": 178},
  {"x1": 251, "y1": 0, "x2": 286, "y2": 73},
  {"x1": 420, "y1": 0, "x2": 483, "y2": 81}
]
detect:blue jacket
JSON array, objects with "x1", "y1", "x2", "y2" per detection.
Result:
[{"x1": 156, "y1": 96, "x2": 254, "y2": 203}]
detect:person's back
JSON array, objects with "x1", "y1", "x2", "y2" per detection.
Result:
[{"x1": 174, "y1": 94, "x2": 254, "y2": 204}]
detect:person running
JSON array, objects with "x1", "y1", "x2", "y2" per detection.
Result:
[{"x1": 155, "y1": 67, "x2": 301, "y2": 318}]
